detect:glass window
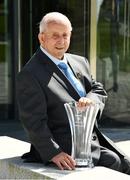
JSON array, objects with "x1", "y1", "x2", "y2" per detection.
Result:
[
  {"x1": 0, "y1": 0, "x2": 14, "y2": 120},
  {"x1": 97, "y1": 0, "x2": 130, "y2": 127},
  {"x1": 0, "y1": 0, "x2": 20, "y2": 121},
  {"x1": 29, "y1": 0, "x2": 90, "y2": 60},
  {"x1": 0, "y1": 0, "x2": 90, "y2": 121}
]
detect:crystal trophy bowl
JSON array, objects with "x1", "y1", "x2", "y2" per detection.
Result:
[{"x1": 64, "y1": 101, "x2": 99, "y2": 167}]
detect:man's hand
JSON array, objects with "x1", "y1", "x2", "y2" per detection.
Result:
[
  {"x1": 77, "y1": 97, "x2": 94, "y2": 109},
  {"x1": 51, "y1": 152, "x2": 76, "y2": 170}
]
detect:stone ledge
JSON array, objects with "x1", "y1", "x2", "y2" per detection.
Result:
[
  {"x1": 0, "y1": 136, "x2": 69, "y2": 179},
  {"x1": 0, "y1": 136, "x2": 30, "y2": 159},
  {"x1": 59, "y1": 166, "x2": 130, "y2": 180},
  {"x1": 0, "y1": 157, "x2": 68, "y2": 179},
  {"x1": 116, "y1": 140, "x2": 130, "y2": 157},
  {"x1": 0, "y1": 136, "x2": 130, "y2": 179}
]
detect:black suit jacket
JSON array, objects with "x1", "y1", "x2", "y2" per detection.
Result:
[{"x1": 16, "y1": 48, "x2": 129, "y2": 168}]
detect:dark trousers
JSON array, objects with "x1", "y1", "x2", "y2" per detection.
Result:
[{"x1": 97, "y1": 147, "x2": 122, "y2": 172}]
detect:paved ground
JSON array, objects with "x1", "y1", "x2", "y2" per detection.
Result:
[
  {"x1": 100, "y1": 127, "x2": 130, "y2": 142},
  {"x1": 0, "y1": 121, "x2": 27, "y2": 142},
  {"x1": 0, "y1": 120, "x2": 130, "y2": 143}
]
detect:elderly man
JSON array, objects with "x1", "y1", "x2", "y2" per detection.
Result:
[{"x1": 16, "y1": 12, "x2": 130, "y2": 174}]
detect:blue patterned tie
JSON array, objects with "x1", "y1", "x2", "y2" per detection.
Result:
[{"x1": 58, "y1": 62, "x2": 86, "y2": 97}]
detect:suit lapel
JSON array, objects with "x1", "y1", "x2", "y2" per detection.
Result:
[
  {"x1": 36, "y1": 49, "x2": 80, "y2": 100},
  {"x1": 66, "y1": 54, "x2": 85, "y2": 88}
]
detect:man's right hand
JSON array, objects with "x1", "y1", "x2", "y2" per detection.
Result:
[{"x1": 51, "y1": 152, "x2": 76, "y2": 170}]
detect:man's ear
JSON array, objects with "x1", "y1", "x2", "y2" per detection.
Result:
[{"x1": 38, "y1": 33, "x2": 44, "y2": 44}]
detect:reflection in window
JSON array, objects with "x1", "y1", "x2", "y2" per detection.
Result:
[
  {"x1": 0, "y1": 0, "x2": 13, "y2": 119},
  {"x1": 97, "y1": 0, "x2": 130, "y2": 127}
]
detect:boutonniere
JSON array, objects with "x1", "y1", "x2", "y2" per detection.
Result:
[
  {"x1": 76, "y1": 72, "x2": 82, "y2": 80},
  {"x1": 76, "y1": 72, "x2": 85, "y2": 88}
]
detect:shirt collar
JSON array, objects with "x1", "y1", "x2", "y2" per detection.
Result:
[{"x1": 40, "y1": 46, "x2": 67, "y2": 66}]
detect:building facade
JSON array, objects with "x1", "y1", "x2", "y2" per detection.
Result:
[{"x1": 0, "y1": 0, "x2": 130, "y2": 126}]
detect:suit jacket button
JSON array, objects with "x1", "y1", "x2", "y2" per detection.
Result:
[{"x1": 92, "y1": 135, "x2": 97, "y2": 141}]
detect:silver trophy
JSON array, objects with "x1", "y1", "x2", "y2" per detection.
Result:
[{"x1": 64, "y1": 101, "x2": 99, "y2": 167}]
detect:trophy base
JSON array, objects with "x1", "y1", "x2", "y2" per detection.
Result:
[{"x1": 75, "y1": 158, "x2": 94, "y2": 168}]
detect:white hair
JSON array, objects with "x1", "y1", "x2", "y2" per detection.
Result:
[{"x1": 39, "y1": 12, "x2": 72, "y2": 33}]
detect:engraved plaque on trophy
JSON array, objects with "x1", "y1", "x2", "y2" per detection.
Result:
[{"x1": 64, "y1": 101, "x2": 99, "y2": 167}]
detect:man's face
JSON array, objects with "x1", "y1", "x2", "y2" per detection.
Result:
[{"x1": 38, "y1": 22, "x2": 71, "y2": 59}]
